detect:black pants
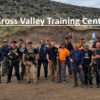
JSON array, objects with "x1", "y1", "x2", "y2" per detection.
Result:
[
  {"x1": 37, "y1": 59, "x2": 48, "y2": 78},
  {"x1": 93, "y1": 64, "x2": 100, "y2": 85},
  {"x1": 7, "y1": 61, "x2": 20, "y2": 81},
  {"x1": 20, "y1": 59, "x2": 25, "y2": 78},
  {"x1": 83, "y1": 64, "x2": 92, "y2": 85}
]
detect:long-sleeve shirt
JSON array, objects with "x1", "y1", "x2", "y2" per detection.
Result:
[
  {"x1": 1, "y1": 45, "x2": 10, "y2": 57},
  {"x1": 69, "y1": 50, "x2": 83, "y2": 66}
]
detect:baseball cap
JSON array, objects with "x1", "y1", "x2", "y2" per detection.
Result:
[
  {"x1": 65, "y1": 37, "x2": 69, "y2": 40},
  {"x1": 11, "y1": 40, "x2": 17, "y2": 43},
  {"x1": 60, "y1": 42, "x2": 65, "y2": 45},
  {"x1": 28, "y1": 41, "x2": 32, "y2": 44}
]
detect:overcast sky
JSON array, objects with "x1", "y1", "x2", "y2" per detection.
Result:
[{"x1": 51, "y1": 0, "x2": 100, "y2": 8}]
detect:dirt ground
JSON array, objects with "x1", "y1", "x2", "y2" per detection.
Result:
[{"x1": 0, "y1": 43, "x2": 100, "y2": 100}]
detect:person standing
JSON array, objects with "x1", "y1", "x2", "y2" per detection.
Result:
[
  {"x1": 56, "y1": 42, "x2": 70, "y2": 84},
  {"x1": 83, "y1": 44, "x2": 93, "y2": 88},
  {"x1": 37, "y1": 40, "x2": 48, "y2": 80},
  {"x1": 47, "y1": 42, "x2": 58, "y2": 82},
  {"x1": 5, "y1": 41, "x2": 22, "y2": 83},
  {"x1": 64, "y1": 37, "x2": 73, "y2": 78},
  {"x1": 20, "y1": 40, "x2": 29, "y2": 79},
  {"x1": 91, "y1": 36, "x2": 100, "y2": 51},
  {"x1": 23, "y1": 41, "x2": 39, "y2": 84},
  {"x1": 77, "y1": 37, "x2": 85, "y2": 50},
  {"x1": 92, "y1": 42, "x2": 100, "y2": 88},
  {"x1": 45, "y1": 38, "x2": 51, "y2": 48},
  {"x1": 69, "y1": 44, "x2": 86, "y2": 88},
  {"x1": 1, "y1": 39, "x2": 10, "y2": 76}
]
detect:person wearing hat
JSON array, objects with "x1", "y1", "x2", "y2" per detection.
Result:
[
  {"x1": 77, "y1": 37, "x2": 85, "y2": 50},
  {"x1": 1, "y1": 39, "x2": 10, "y2": 76},
  {"x1": 37, "y1": 39, "x2": 48, "y2": 80},
  {"x1": 56, "y1": 42, "x2": 70, "y2": 84},
  {"x1": 45, "y1": 38, "x2": 51, "y2": 48},
  {"x1": 69, "y1": 44, "x2": 86, "y2": 89},
  {"x1": 5, "y1": 40, "x2": 22, "y2": 83},
  {"x1": 82, "y1": 44, "x2": 93, "y2": 88},
  {"x1": 91, "y1": 36, "x2": 100, "y2": 51},
  {"x1": 23, "y1": 41, "x2": 39, "y2": 84}
]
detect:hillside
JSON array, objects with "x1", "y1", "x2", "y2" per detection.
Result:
[
  {"x1": 0, "y1": 0, "x2": 100, "y2": 20},
  {"x1": 0, "y1": 0, "x2": 100, "y2": 39}
]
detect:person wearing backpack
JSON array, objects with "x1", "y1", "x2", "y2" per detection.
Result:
[{"x1": 36, "y1": 40, "x2": 48, "y2": 80}]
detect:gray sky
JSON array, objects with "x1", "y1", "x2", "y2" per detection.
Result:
[{"x1": 51, "y1": 0, "x2": 100, "y2": 8}]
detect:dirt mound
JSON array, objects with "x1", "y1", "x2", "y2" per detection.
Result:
[{"x1": 0, "y1": 26, "x2": 100, "y2": 43}]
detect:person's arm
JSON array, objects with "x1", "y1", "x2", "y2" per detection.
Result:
[
  {"x1": 47, "y1": 54, "x2": 50, "y2": 61},
  {"x1": 34, "y1": 48, "x2": 39, "y2": 61},
  {"x1": 22, "y1": 48, "x2": 27, "y2": 65},
  {"x1": 35, "y1": 53, "x2": 39, "y2": 61},
  {"x1": 16, "y1": 48, "x2": 22, "y2": 57},
  {"x1": 23, "y1": 53, "x2": 26, "y2": 65},
  {"x1": 91, "y1": 42, "x2": 96, "y2": 51},
  {"x1": 69, "y1": 50, "x2": 73, "y2": 63}
]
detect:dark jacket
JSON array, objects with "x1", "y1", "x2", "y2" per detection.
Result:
[{"x1": 59, "y1": 42, "x2": 73, "y2": 51}]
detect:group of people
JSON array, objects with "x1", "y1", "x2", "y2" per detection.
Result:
[{"x1": 0, "y1": 36, "x2": 100, "y2": 89}]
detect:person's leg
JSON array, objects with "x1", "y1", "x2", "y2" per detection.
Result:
[
  {"x1": 7, "y1": 62, "x2": 13, "y2": 82},
  {"x1": 14, "y1": 61, "x2": 20, "y2": 81},
  {"x1": 88, "y1": 67, "x2": 93, "y2": 85},
  {"x1": 54, "y1": 63, "x2": 58, "y2": 81},
  {"x1": 67, "y1": 61, "x2": 72, "y2": 76},
  {"x1": 0, "y1": 62, "x2": 1, "y2": 83},
  {"x1": 32, "y1": 62, "x2": 37, "y2": 84},
  {"x1": 5, "y1": 57, "x2": 9, "y2": 75},
  {"x1": 25, "y1": 61, "x2": 31, "y2": 82},
  {"x1": 83, "y1": 65, "x2": 88, "y2": 85},
  {"x1": 20, "y1": 59, "x2": 25, "y2": 79},
  {"x1": 2, "y1": 57, "x2": 6, "y2": 76},
  {"x1": 37, "y1": 59, "x2": 42, "y2": 79},
  {"x1": 79, "y1": 69, "x2": 85, "y2": 85},
  {"x1": 72, "y1": 70, "x2": 78, "y2": 86},
  {"x1": 43, "y1": 59, "x2": 48, "y2": 78},
  {"x1": 61, "y1": 63, "x2": 66, "y2": 82},
  {"x1": 96, "y1": 70, "x2": 99, "y2": 85},
  {"x1": 49, "y1": 60, "x2": 54, "y2": 80},
  {"x1": 57, "y1": 62, "x2": 61, "y2": 82}
]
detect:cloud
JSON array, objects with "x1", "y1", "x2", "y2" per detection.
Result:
[{"x1": 51, "y1": 0, "x2": 100, "y2": 8}]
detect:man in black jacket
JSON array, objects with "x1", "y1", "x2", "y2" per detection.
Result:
[
  {"x1": 5, "y1": 41, "x2": 22, "y2": 84},
  {"x1": 65, "y1": 37, "x2": 73, "y2": 77}
]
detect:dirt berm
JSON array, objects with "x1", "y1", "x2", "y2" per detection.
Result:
[{"x1": 0, "y1": 26, "x2": 100, "y2": 43}]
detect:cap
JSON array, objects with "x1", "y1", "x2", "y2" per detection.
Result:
[
  {"x1": 84, "y1": 43, "x2": 89, "y2": 47},
  {"x1": 3, "y1": 39, "x2": 7, "y2": 42},
  {"x1": 80, "y1": 37, "x2": 84, "y2": 40},
  {"x1": 28, "y1": 41, "x2": 32, "y2": 44},
  {"x1": 65, "y1": 37, "x2": 69, "y2": 40},
  {"x1": 97, "y1": 36, "x2": 100, "y2": 39},
  {"x1": 46, "y1": 38, "x2": 50, "y2": 41},
  {"x1": 11, "y1": 40, "x2": 17, "y2": 43},
  {"x1": 60, "y1": 42, "x2": 65, "y2": 45},
  {"x1": 19, "y1": 39, "x2": 23, "y2": 41}
]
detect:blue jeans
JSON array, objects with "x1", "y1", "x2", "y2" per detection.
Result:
[{"x1": 37, "y1": 59, "x2": 48, "y2": 78}]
